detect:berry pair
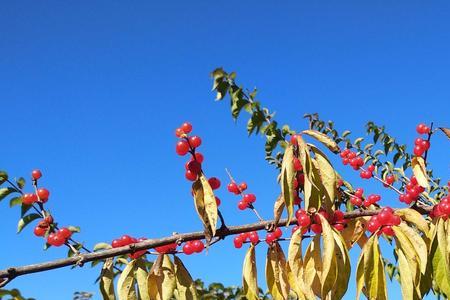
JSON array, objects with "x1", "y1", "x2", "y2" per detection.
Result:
[
  {"x1": 233, "y1": 231, "x2": 259, "y2": 248},
  {"x1": 227, "y1": 181, "x2": 247, "y2": 195},
  {"x1": 33, "y1": 216, "x2": 54, "y2": 237},
  {"x1": 112, "y1": 235, "x2": 147, "y2": 259},
  {"x1": 360, "y1": 165, "x2": 374, "y2": 179},
  {"x1": 47, "y1": 228, "x2": 72, "y2": 247},
  {"x1": 182, "y1": 240, "x2": 205, "y2": 255},
  {"x1": 367, "y1": 207, "x2": 401, "y2": 236},
  {"x1": 22, "y1": 188, "x2": 50, "y2": 205},
  {"x1": 413, "y1": 123, "x2": 431, "y2": 157},
  {"x1": 430, "y1": 196, "x2": 450, "y2": 220},
  {"x1": 399, "y1": 176, "x2": 424, "y2": 204}
]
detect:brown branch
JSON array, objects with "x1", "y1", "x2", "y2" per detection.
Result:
[{"x1": 0, "y1": 204, "x2": 433, "y2": 286}]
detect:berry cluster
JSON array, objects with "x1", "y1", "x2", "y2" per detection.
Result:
[
  {"x1": 47, "y1": 228, "x2": 73, "y2": 247},
  {"x1": 182, "y1": 240, "x2": 205, "y2": 255},
  {"x1": 155, "y1": 242, "x2": 178, "y2": 254},
  {"x1": 367, "y1": 207, "x2": 401, "y2": 236},
  {"x1": 413, "y1": 123, "x2": 431, "y2": 157},
  {"x1": 175, "y1": 122, "x2": 203, "y2": 181},
  {"x1": 265, "y1": 228, "x2": 282, "y2": 244},
  {"x1": 292, "y1": 209, "x2": 347, "y2": 234},
  {"x1": 340, "y1": 149, "x2": 364, "y2": 170},
  {"x1": 227, "y1": 180, "x2": 257, "y2": 210},
  {"x1": 112, "y1": 235, "x2": 147, "y2": 259},
  {"x1": 350, "y1": 188, "x2": 381, "y2": 207},
  {"x1": 398, "y1": 176, "x2": 424, "y2": 204},
  {"x1": 22, "y1": 169, "x2": 50, "y2": 205},
  {"x1": 430, "y1": 195, "x2": 450, "y2": 220},
  {"x1": 233, "y1": 231, "x2": 260, "y2": 248},
  {"x1": 383, "y1": 174, "x2": 396, "y2": 187}
]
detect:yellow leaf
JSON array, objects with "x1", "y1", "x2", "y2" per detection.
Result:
[
  {"x1": 392, "y1": 227, "x2": 421, "y2": 283},
  {"x1": 363, "y1": 235, "x2": 387, "y2": 300},
  {"x1": 118, "y1": 260, "x2": 137, "y2": 300},
  {"x1": 317, "y1": 214, "x2": 337, "y2": 297},
  {"x1": 411, "y1": 156, "x2": 429, "y2": 189},
  {"x1": 301, "y1": 129, "x2": 340, "y2": 153},
  {"x1": 280, "y1": 145, "x2": 296, "y2": 224},
  {"x1": 355, "y1": 243, "x2": 365, "y2": 300},
  {"x1": 242, "y1": 245, "x2": 258, "y2": 300},
  {"x1": 147, "y1": 254, "x2": 176, "y2": 300},
  {"x1": 265, "y1": 242, "x2": 290, "y2": 300},
  {"x1": 135, "y1": 258, "x2": 150, "y2": 300},
  {"x1": 310, "y1": 145, "x2": 337, "y2": 211},
  {"x1": 395, "y1": 208, "x2": 429, "y2": 239},
  {"x1": 100, "y1": 258, "x2": 116, "y2": 300},
  {"x1": 397, "y1": 223, "x2": 428, "y2": 274},
  {"x1": 430, "y1": 218, "x2": 450, "y2": 296},
  {"x1": 340, "y1": 218, "x2": 366, "y2": 249},
  {"x1": 438, "y1": 127, "x2": 450, "y2": 139},
  {"x1": 273, "y1": 194, "x2": 285, "y2": 226},
  {"x1": 397, "y1": 248, "x2": 419, "y2": 300},
  {"x1": 192, "y1": 174, "x2": 218, "y2": 242},
  {"x1": 173, "y1": 256, "x2": 198, "y2": 300},
  {"x1": 303, "y1": 235, "x2": 322, "y2": 297},
  {"x1": 331, "y1": 231, "x2": 350, "y2": 300}
]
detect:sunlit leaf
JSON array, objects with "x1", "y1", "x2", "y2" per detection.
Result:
[
  {"x1": 100, "y1": 258, "x2": 116, "y2": 300},
  {"x1": 173, "y1": 256, "x2": 197, "y2": 300},
  {"x1": 411, "y1": 156, "x2": 429, "y2": 189},
  {"x1": 17, "y1": 213, "x2": 41, "y2": 233},
  {"x1": 265, "y1": 242, "x2": 289, "y2": 300},
  {"x1": 242, "y1": 245, "x2": 258, "y2": 300},
  {"x1": 135, "y1": 258, "x2": 149, "y2": 300},
  {"x1": 280, "y1": 145, "x2": 295, "y2": 224},
  {"x1": 147, "y1": 254, "x2": 176, "y2": 300},
  {"x1": 301, "y1": 129, "x2": 340, "y2": 153},
  {"x1": 117, "y1": 260, "x2": 137, "y2": 300},
  {"x1": 192, "y1": 174, "x2": 218, "y2": 243}
]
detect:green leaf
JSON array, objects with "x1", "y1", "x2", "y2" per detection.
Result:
[
  {"x1": 0, "y1": 171, "x2": 8, "y2": 185},
  {"x1": 9, "y1": 196, "x2": 22, "y2": 208},
  {"x1": 16, "y1": 177, "x2": 26, "y2": 189},
  {"x1": 430, "y1": 219, "x2": 450, "y2": 296},
  {"x1": 0, "y1": 187, "x2": 16, "y2": 201},
  {"x1": 17, "y1": 213, "x2": 41, "y2": 233},
  {"x1": 94, "y1": 242, "x2": 112, "y2": 251}
]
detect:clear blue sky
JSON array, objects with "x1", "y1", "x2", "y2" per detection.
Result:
[{"x1": 1, "y1": 1, "x2": 449, "y2": 299}]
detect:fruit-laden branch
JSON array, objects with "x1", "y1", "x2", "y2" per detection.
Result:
[{"x1": 0, "y1": 204, "x2": 432, "y2": 286}]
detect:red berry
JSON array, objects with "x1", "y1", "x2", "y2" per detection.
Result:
[
  {"x1": 34, "y1": 226, "x2": 46, "y2": 237},
  {"x1": 416, "y1": 123, "x2": 427, "y2": 134},
  {"x1": 215, "y1": 196, "x2": 221, "y2": 206},
  {"x1": 293, "y1": 195, "x2": 301, "y2": 205},
  {"x1": 363, "y1": 200, "x2": 371, "y2": 207},
  {"x1": 32, "y1": 169, "x2": 42, "y2": 180},
  {"x1": 58, "y1": 228, "x2": 72, "y2": 239},
  {"x1": 227, "y1": 182, "x2": 240, "y2": 194},
  {"x1": 185, "y1": 170, "x2": 198, "y2": 181},
  {"x1": 208, "y1": 177, "x2": 221, "y2": 190},
  {"x1": 367, "y1": 165, "x2": 375, "y2": 172},
  {"x1": 413, "y1": 145, "x2": 425, "y2": 157},
  {"x1": 351, "y1": 196, "x2": 362, "y2": 206},
  {"x1": 342, "y1": 158, "x2": 349, "y2": 165},
  {"x1": 355, "y1": 188, "x2": 364, "y2": 197},
  {"x1": 293, "y1": 157, "x2": 303, "y2": 171},
  {"x1": 121, "y1": 235, "x2": 134, "y2": 245},
  {"x1": 440, "y1": 203, "x2": 450, "y2": 215},
  {"x1": 175, "y1": 128, "x2": 184, "y2": 137},
  {"x1": 265, "y1": 233, "x2": 276, "y2": 244},
  {"x1": 298, "y1": 214, "x2": 311, "y2": 227},
  {"x1": 243, "y1": 194, "x2": 256, "y2": 204},
  {"x1": 239, "y1": 182, "x2": 248, "y2": 191},
  {"x1": 22, "y1": 193, "x2": 38, "y2": 205},
  {"x1": 237, "y1": 201, "x2": 248, "y2": 210},
  {"x1": 367, "y1": 221, "x2": 380, "y2": 233},
  {"x1": 37, "y1": 188, "x2": 50, "y2": 202},
  {"x1": 333, "y1": 224, "x2": 345, "y2": 231},
  {"x1": 176, "y1": 140, "x2": 190, "y2": 156},
  {"x1": 385, "y1": 175, "x2": 395, "y2": 185},
  {"x1": 47, "y1": 233, "x2": 65, "y2": 247},
  {"x1": 183, "y1": 242, "x2": 194, "y2": 255},
  {"x1": 181, "y1": 122, "x2": 192, "y2": 134},
  {"x1": 233, "y1": 236, "x2": 243, "y2": 248},
  {"x1": 112, "y1": 239, "x2": 122, "y2": 248},
  {"x1": 274, "y1": 228, "x2": 282, "y2": 239},
  {"x1": 290, "y1": 134, "x2": 300, "y2": 145},
  {"x1": 186, "y1": 160, "x2": 202, "y2": 174},
  {"x1": 194, "y1": 152, "x2": 204, "y2": 163},
  {"x1": 381, "y1": 226, "x2": 395, "y2": 236},
  {"x1": 414, "y1": 137, "x2": 423, "y2": 145},
  {"x1": 295, "y1": 209, "x2": 305, "y2": 220},
  {"x1": 249, "y1": 232, "x2": 259, "y2": 244},
  {"x1": 44, "y1": 215, "x2": 54, "y2": 224},
  {"x1": 192, "y1": 240, "x2": 204, "y2": 253},
  {"x1": 188, "y1": 136, "x2": 202, "y2": 148},
  {"x1": 391, "y1": 215, "x2": 401, "y2": 226},
  {"x1": 410, "y1": 176, "x2": 418, "y2": 185},
  {"x1": 333, "y1": 210, "x2": 345, "y2": 222},
  {"x1": 311, "y1": 224, "x2": 322, "y2": 234},
  {"x1": 420, "y1": 140, "x2": 430, "y2": 150},
  {"x1": 378, "y1": 211, "x2": 392, "y2": 224}
]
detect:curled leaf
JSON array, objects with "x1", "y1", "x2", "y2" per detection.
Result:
[
  {"x1": 192, "y1": 174, "x2": 218, "y2": 243},
  {"x1": 280, "y1": 145, "x2": 295, "y2": 224},
  {"x1": 147, "y1": 254, "x2": 176, "y2": 300},
  {"x1": 100, "y1": 258, "x2": 116, "y2": 300},
  {"x1": 173, "y1": 256, "x2": 198, "y2": 300},
  {"x1": 117, "y1": 260, "x2": 137, "y2": 300},
  {"x1": 411, "y1": 156, "x2": 429, "y2": 189},
  {"x1": 242, "y1": 245, "x2": 258, "y2": 300},
  {"x1": 266, "y1": 242, "x2": 289, "y2": 300},
  {"x1": 301, "y1": 129, "x2": 340, "y2": 153}
]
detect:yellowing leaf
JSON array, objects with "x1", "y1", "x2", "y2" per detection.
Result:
[
  {"x1": 242, "y1": 245, "x2": 258, "y2": 300},
  {"x1": 301, "y1": 130, "x2": 340, "y2": 153},
  {"x1": 117, "y1": 260, "x2": 137, "y2": 300},
  {"x1": 173, "y1": 256, "x2": 198, "y2": 300},
  {"x1": 439, "y1": 127, "x2": 450, "y2": 139},
  {"x1": 395, "y1": 208, "x2": 429, "y2": 238},
  {"x1": 100, "y1": 258, "x2": 116, "y2": 300},
  {"x1": 340, "y1": 218, "x2": 366, "y2": 249},
  {"x1": 396, "y1": 223, "x2": 428, "y2": 274},
  {"x1": 303, "y1": 235, "x2": 322, "y2": 297},
  {"x1": 310, "y1": 145, "x2": 337, "y2": 211},
  {"x1": 147, "y1": 254, "x2": 176, "y2": 300},
  {"x1": 280, "y1": 145, "x2": 296, "y2": 224},
  {"x1": 430, "y1": 218, "x2": 450, "y2": 296},
  {"x1": 397, "y1": 248, "x2": 419, "y2": 300},
  {"x1": 331, "y1": 231, "x2": 350, "y2": 300},
  {"x1": 411, "y1": 156, "x2": 429, "y2": 189},
  {"x1": 317, "y1": 214, "x2": 337, "y2": 297},
  {"x1": 363, "y1": 235, "x2": 387, "y2": 300},
  {"x1": 273, "y1": 194, "x2": 285, "y2": 226},
  {"x1": 135, "y1": 258, "x2": 150, "y2": 300},
  {"x1": 265, "y1": 242, "x2": 289, "y2": 300},
  {"x1": 192, "y1": 174, "x2": 218, "y2": 242}
]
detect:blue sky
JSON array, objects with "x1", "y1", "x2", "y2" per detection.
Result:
[{"x1": 1, "y1": 1, "x2": 449, "y2": 299}]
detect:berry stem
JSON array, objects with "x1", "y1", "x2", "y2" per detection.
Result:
[{"x1": 423, "y1": 122, "x2": 434, "y2": 162}]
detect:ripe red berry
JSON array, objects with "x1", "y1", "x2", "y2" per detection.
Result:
[
  {"x1": 176, "y1": 140, "x2": 190, "y2": 156},
  {"x1": 186, "y1": 160, "x2": 202, "y2": 174},
  {"x1": 58, "y1": 228, "x2": 72, "y2": 239},
  {"x1": 297, "y1": 214, "x2": 311, "y2": 227},
  {"x1": 237, "y1": 201, "x2": 248, "y2": 210},
  {"x1": 381, "y1": 225, "x2": 395, "y2": 236},
  {"x1": 188, "y1": 136, "x2": 202, "y2": 148},
  {"x1": 208, "y1": 177, "x2": 221, "y2": 190},
  {"x1": 350, "y1": 196, "x2": 362, "y2": 206},
  {"x1": 31, "y1": 169, "x2": 42, "y2": 180},
  {"x1": 367, "y1": 220, "x2": 380, "y2": 233},
  {"x1": 239, "y1": 182, "x2": 248, "y2": 191},
  {"x1": 355, "y1": 188, "x2": 364, "y2": 198},
  {"x1": 183, "y1": 242, "x2": 194, "y2": 255},
  {"x1": 227, "y1": 182, "x2": 240, "y2": 194},
  {"x1": 194, "y1": 152, "x2": 204, "y2": 163},
  {"x1": 47, "y1": 233, "x2": 65, "y2": 247},
  {"x1": 112, "y1": 239, "x2": 122, "y2": 248},
  {"x1": 44, "y1": 215, "x2": 54, "y2": 224},
  {"x1": 215, "y1": 196, "x2": 221, "y2": 206},
  {"x1": 420, "y1": 140, "x2": 430, "y2": 150},
  {"x1": 22, "y1": 193, "x2": 38, "y2": 205},
  {"x1": 293, "y1": 157, "x2": 303, "y2": 171},
  {"x1": 37, "y1": 188, "x2": 50, "y2": 202},
  {"x1": 414, "y1": 137, "x2": 423, "y2": 145},
  {"x1": 185, "y1": 170, "x2": 198, "y2": 181},
  {"x1": 265, "y1": 232, "x2": 276, "y2": 244},
  {"x1": 181, "y1": 122, "x2": 193, "y2": 134},
  {"x1": 333, "y1": 223, "x2": 345, "y2": 231},
  {"x1": 243, "y1": 194, "x2": 256, "y2": 204},
  {"x1": 385, "y1": 175, "x2": 395, "y2": 185},
  {"x1": 120, "y1": 235, "x2": 134, "y2": 245},
  {"x1": 249, "y1": 232, "x2": 259, "y2": 244},
  {"x1": 416, "y1": 123, "x2": 430, "y2": 135},
  {"x1": 273, "y1": 228, "x2": 282, "y2": 239},
  {"x1": 233, "y1": 236, "x2": 243, "y2": 248},
  {"x1": 290, "y1": 134, "x2": 300, "y2": 145},
  {"x1": 310, "y1": 224, "x2": 322, "y2": 234},
  {"x1": 192, "y1": 240, "x2": 204, "y2": 253},
  {"x1": 155, "y1": 243, "x2": 177, "y2": 254},
  {"x1": 175, "y1": 128, "x2": 184, "y2": 137},
  {"x1": 413, "y1": 145, "x2": 425, "y2": 157},
  {"x1": 367, "y1": 165, "x2": 375, "y2": 172},
  {"x1": 34, "y1": 226, "x2": 47, "y2": 237}
]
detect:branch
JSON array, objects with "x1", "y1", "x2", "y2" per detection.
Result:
[{"x1": 0, "y1": 204, "x2": 432, "y2": 285}]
